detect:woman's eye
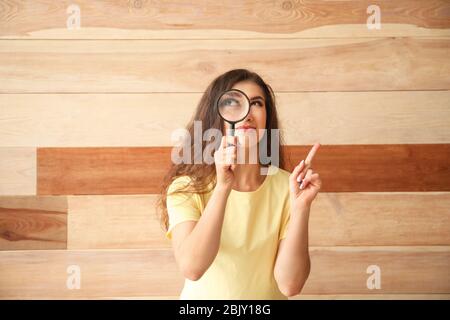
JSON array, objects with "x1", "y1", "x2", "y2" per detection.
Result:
[
  {"x1": 251, "y1": 101, "x2": 263, "y2": 107},
  {"x1": 222, "y1": 98, "x2": 238, "y2": 107}
]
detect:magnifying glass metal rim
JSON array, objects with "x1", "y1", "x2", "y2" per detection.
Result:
[{"x1": 215, "y1": 88, "x2": 251, "y2": 136}]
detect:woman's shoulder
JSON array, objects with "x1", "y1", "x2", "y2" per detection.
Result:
[
  {"x1": 167, "y1": 175, "x2": 194, "y2": 194},
  {"x1": 167, "y1": 175, "x2": 213, "y2": 199},
  {"x1": 167, "y1": 175, "x2": 209, "y2": 212}
]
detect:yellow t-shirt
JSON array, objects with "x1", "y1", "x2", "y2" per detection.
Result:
[{"x1": 165, "y1": 165, "x2": 291, "y2": 300}]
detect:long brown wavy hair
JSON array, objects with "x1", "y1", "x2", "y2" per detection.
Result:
[{"x1": 156, "y1": 69, "x2": 287, "y2": 232}]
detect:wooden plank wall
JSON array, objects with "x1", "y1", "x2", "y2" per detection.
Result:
[{"x1": 0, "y1": 0, "x2": 449, "y2": 300}]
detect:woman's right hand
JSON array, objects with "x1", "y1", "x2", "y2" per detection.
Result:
[{"x1": 214, "y1": 135, "x2": 237, "y2": 189}]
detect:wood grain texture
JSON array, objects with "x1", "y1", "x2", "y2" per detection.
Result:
[
  {"x1": 64, "y1": 193, "x2": 450, "y2": 249},
  {"x1": 0, "y1": 148, "x2": 36, "y2": 196},
  {"x1": 0, "y1": 249, "x2": 183, "y2": 299},
  {"x1": 37, "y1": 147, "x2": 171, "y2": 195},
  {"x1": 302, "y1": 246, "x2": 450, "y2": 294},
  {"x1": 310, "y1": 192, "x2": 450, "y2": 246},
  {"x1": 1, "y1": 0, "x2": 449, "y2": 300},
  {"x1": 37, "y1": 144, "x2": 450, "y2": 195},
  {"x1": 284, "y1": 144, "x2": 450, "y2": 192},
  {"x1": 0, "y1": 0, "x2": 449, "y2": 39},
  {"x1": 67, "y1": 195, "x2": 169, "y2": 249},
  {"x1": 0, "y1": 247, "x2": 448, "y2": 298},
  {"x1": 0, "y1": 196, "x2": 67, "y2": 250},
  {"x1": 1, "y1": 38, "x2": 449, "y2": 93},
  {"x1": 1, "y1": 91, "x2": 449, "y2": 147}
]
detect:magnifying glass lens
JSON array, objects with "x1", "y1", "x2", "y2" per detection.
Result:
[{"x1": 218, "y1": 91, "x2": 250, "y2": 122}]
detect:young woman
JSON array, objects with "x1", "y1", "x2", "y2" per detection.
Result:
[{"x1": 157, "y1": 69, "x2": 322, "y2": 299}]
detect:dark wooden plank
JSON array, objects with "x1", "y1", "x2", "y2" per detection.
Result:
[
  {"x1": 283, "y1": 144, "x2": 450, "y2": 192},
  {"x1": 38, "y1": 147, "x2": 171, "y2": 195},
  {"x1": 37, "y1": 144, "x2": 450, "y2": 195},
  {"x1": 0, "y1": 196, "x2": 67, "y2": 250}
]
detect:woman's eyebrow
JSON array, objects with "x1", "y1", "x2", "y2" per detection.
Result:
[{"x1": 250, "y1": 96, "x2": 265, "y2": 101}]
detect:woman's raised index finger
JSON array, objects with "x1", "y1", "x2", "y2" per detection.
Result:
[{"x1": 305, "y1": 143, "x2": 321, "y2": 167}]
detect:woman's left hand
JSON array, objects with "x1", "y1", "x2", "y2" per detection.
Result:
[{"x1": 289, "y1": 143, "x2": 322, "y2": 210}]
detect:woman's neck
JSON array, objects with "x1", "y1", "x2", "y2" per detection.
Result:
[
  {"x1": 232, "y1": 163, "x2": 265, "y2": 192},
  {"x1": 231, "y1": 144, "x2": 268, "y2": 192}
]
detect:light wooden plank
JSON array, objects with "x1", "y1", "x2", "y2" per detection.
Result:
[
  {"x1": 1, "y1": 38, "x2": 449, "y2": 93},
  {"x1": 0, "y1": 0, "x2": 449, "y2": 39},
  {"x1": 0, "y1": 247, "x2": 448, "y2": 298},
  {"x1": 67, "y1": 195, "x2": 169, "y2": 249},
  {"x1": 65, "y1": 193, "x2": 450, "y2": 249},
  {"x1": 1, "y1": 91, "x2": 449, "y2": 147},
  {"x1": 0, "y1": 249, "x2": 184, "y2": 299},
  {"x1": 302, "y1": 246, "x2": 450, "y2": 295},
  {"x1": 277, "y1": 91, "x2": 450, "y2": 146},
  {"x1": 0, "y1": 148, "x2": 36, "y2": 195},
  {"x1": 310, "y1": 192, "x2": 450, "y2": 246},
  {"x1": 37, "y1": 144, "x2": 450, "y2": 195},
  {"x1": 0, "y1": 196, "x2": 67, "y2": 250}
]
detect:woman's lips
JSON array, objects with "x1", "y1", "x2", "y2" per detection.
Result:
[{"x1": 237, "y1": 127, "x2": 256, "y2": 131}]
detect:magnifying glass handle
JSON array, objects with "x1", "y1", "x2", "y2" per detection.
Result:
[{"x1": 226, "y1": 123, "x2": 235, "y2": 147}]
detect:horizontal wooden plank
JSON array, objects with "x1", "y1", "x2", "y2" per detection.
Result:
[
  {"x1": 0, "y1": 196, "x2": 67, "y2": 250},
  {"x1": 37, "y1": 147, "x2": 170, "y2": 195},
  {"x1": 1, "y1": 91, "x2": 449, "y2": 147},
  {"x1": 310, "y1": 192, "x2": 450, "y2": 246},
  {"x1": 0, "y1": 247, "x2": 448, "y2": 298},
  {"x1": 0, "y1": 148, "x2": 36, "y2": 195},
  {"x1": 1, "y1": 38, "x2": 449, "y2": 93},
  {"x1": 0, "y1": 0, "x2": 449, "y2": 39},
  {"x1": 37, "y1": 144, "x2": 450, "y2": 195},
  {"x1": 284, "y1": 144, "x2": 450, "y2": 192},
  {"x1": 303, "y1": 246, "x2": 450, "y2": 295},
  {"x1": 64, "y1": 193, "x2": 450, "y2": 249},
  {"x1": 67, "y1": 195, "x2": 169, "y2": 249},
  {"x1": 2, "y1": 192, "x2": 446, "y2": 250},
  {"x1": 0, "y1": 249, "x2": 184, "y2": 299}
]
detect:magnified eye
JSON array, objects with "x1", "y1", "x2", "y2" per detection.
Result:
[{"x1": 221, "y1": 98, "x2": 239, "y2": 107}]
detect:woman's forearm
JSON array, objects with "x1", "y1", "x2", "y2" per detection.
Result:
[
  {"x1": 179, "y1": 183, "x2": 231, "y2": 280},
  {"x1": 274, "y1": 205, "x2": 311, "y2": 296}
]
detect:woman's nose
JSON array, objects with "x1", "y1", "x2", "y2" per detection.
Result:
[
  {"x1": 244, "y1": 109, "x2": 254, "y2": 122},
  {"x1": 244, "y1": 114, "x2": 252, "y2": 121}
]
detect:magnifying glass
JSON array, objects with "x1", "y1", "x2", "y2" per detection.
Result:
[{"x1": 216, "y1": 89, "x2": 251, "y2": 146}]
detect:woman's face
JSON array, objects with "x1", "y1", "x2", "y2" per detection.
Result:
[{"x1": 222, "y1": 81, "x2": 267, "y2": 147}]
